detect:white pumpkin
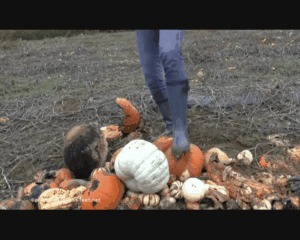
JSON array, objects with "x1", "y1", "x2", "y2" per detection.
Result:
[
  {"x1": 114, "y1": 139, "x2": 170, "y2": 194},
  {"x1": 237, "y1": 150, "x2": 253, "y2": 165},
  {"x1": 182, "y1": 178, "x2": 209, "y2": 202}
]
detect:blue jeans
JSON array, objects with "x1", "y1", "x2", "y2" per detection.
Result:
[{"x1": 136, "y1": 30, "x2": 188, "y2": 104}]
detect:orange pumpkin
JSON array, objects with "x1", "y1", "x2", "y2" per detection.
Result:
[
  {"x1": 49, "y1": 182, "x2": 59, "y2": 188},
  {"x1": 81, "y1": 170, "x2": 125, "y2": 210},
  {"x1": 59, "y1": 179, "x2": 73, "y2": 190},
  {"x1": 54, "y1": 168, "x2": 74, "y2": 185},
  {"x1": 115, "y1": 98, "x2": 140, "y2": 134},
  {"x1": 153, "y1": 136, "x2": 173, "y2": 153},
  {"x1": 31, "y1": 168, "x2": 74, "y2": 190},
  {"x1": 19, "y1": 168, "x2": 74, "y2": 206},
  {"x1": 165, "y1": 144, "x2": 205, "y2": 181}
]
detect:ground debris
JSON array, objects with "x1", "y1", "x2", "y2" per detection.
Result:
[{"x1": 205, "y1": 159, "x2": 300, "y2": 210}]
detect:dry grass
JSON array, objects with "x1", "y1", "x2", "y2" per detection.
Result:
[{"x1": 1, "y1": 30, "x2": 300, "y2": 200}]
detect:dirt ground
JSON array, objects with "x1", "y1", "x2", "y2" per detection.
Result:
[{"x1": 1, "y1": 30, "x2": 300, "y2": 208}]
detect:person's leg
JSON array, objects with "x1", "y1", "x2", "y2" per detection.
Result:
[
  {"x1": 159, "y1": 29, "x2": 190, "y2": 159},
  {"x1": 136, "y1": 30, "x2": 172, "y2": 134}
]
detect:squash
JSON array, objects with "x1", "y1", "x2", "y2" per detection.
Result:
[
  {"x1": 165, "y1": 144, "x2": 205, "y2": 181},
  {"x1": 38, "y1": 186, "x2": 86, "y2": 210},
  {"x1": 54, "y1": 168, "x2": 74, "y2": 186},
  {"x1": 81, "y1": 170, "x2": 125, "y2": 210},
  {"x1": 169, "y1": 180, "x2": 184, "y2": 199},
  {"x1": 153, "y1": 136, "x2": 173, "y2": 153},
  {"x1": 114, "y1": 139, "x2": 170, "y2": 194},
  {"x1": 204, "y1": 147, "x2": 233, "y2": 165},
  {"x1": 115, "y1": 98, "x2": 140, "y2": 134},
  {"x1": 236, "y1": 150, "x2": 253, "y2": 165},
  {"x1": 182, "y1": 178, "x2": 208, "y2": 203}
]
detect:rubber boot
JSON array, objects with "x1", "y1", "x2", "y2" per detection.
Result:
[
  {"x1": 167, "y1": 80, "x2": 190, "y2": 160},
  {"x1": 156, "y1": 100, "x2": 173, "y2": 136},
  {"x1": 151, "y1": 89, "x2": 173, "y2": 140}
]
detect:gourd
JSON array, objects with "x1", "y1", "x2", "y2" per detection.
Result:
[
  {"x1": 114, "y1": 139, "x2": 170, "y2": 194},
  {"x1": 204, "y1": 147, "x2": 233, "y2": 165},
  {"x1": 236, "y1": 150, "x2": 253, "y2": 165},
  {"x1": 115, "y1": 98, "x2": 140, "y2": 134},
  {"x1": 21, "y1": 168, "x2": 75, "y2": 204},
  {"x1": 165, "y1": 144, "x2": 205, "y2": 181},
  {"x1": 81, "y1": 170, "x2": 125, "y2": 210},
  {"x1": 36, "y1": 168, "x2": 124, "y2": 210},
  {"x1": 38, "y1": 187, "x2": 86, "y2": 210},
  {"x1": 182, "y1": 177, "x2": 208, "y2": 203}
]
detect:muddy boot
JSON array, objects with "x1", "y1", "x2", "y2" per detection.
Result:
[{"x1": 167, "y1": 80, "x2": 190, "y2": 160}]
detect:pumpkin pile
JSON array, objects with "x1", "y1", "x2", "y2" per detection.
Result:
[{"x1": 1, "y1": 98, "x2": 300, "y2": 210}]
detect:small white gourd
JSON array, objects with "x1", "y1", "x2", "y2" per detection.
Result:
[
  {"x1": 114, "y1": 139, "x2": 170, "y2": 194},
  {"x1": 237, "y1": 150, "x2": 253, "y2": 165},
  {"x1": 182, "y1": 178, "x2": 209, "y2": 203}
]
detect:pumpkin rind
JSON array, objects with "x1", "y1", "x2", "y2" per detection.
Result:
[
  {"x1": 165, "y1": 144, "x2": 205, "y2": 180},
  {"x1": 81, "y1": 171, "x2": 125, "y2": 210},
  {"x1": 59, "y1": 179, "x2": 74, "y2": 190},
  {"x1": 152, "y1": 136, "x2": 173, "y2": 153},
  {"x1": 115, "y1": 98, "x2": 140, "y2": 134},
  {"x1": 54, "y1": 168, "x2": 74, "y2": 185},
  {"x1": 114, "y1": 139, "x2": 170, "y2": 194},
  {"x1": 204, "y1": 147, "x2": 232, "y2": 165}
]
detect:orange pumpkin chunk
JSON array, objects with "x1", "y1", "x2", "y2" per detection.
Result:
[{"x1": 115, "y1": 98, "x2": 140, "y2": 134}]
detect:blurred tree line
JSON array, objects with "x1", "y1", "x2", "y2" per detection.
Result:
[{"x1": 0, "y1": 30, "x2": 132, "y2": 41}]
